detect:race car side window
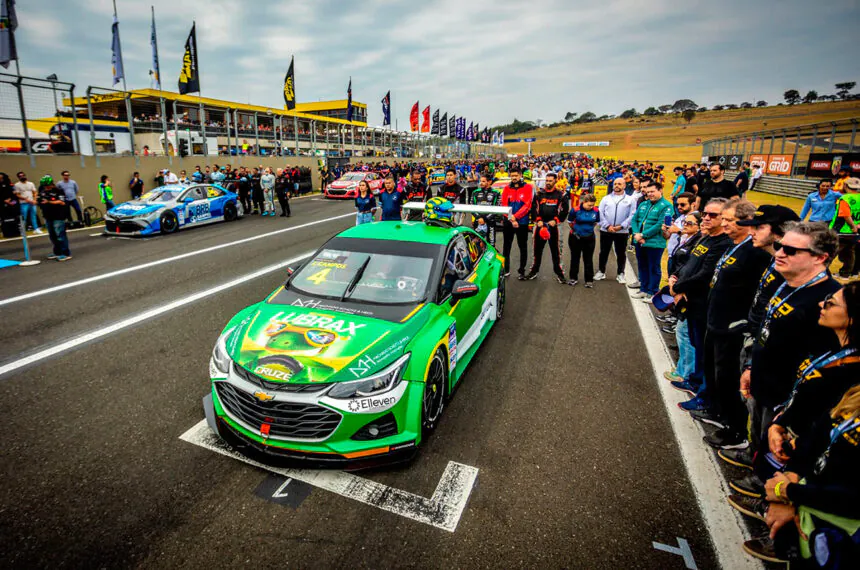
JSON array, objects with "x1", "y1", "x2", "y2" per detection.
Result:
[
  {"x1": 206, "y1": 185, "x2": 224, "y2": 198},
  {"x1": 438, "y1": 236, "x2": 473, "y2": 302},
  {"x1": 463, "y1": 231, "x2": 486, "y2": 263}
]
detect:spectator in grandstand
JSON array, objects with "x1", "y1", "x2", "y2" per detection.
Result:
[
  {"x1": 566, "y1": 193, "x2": 599, "y2": 287},
  {"x1": 830, "y1": 177, "x2": 860, "y2": 280},
  {"x1": 56, "y1": 170, "x2": 83, "y2": 224},
  {"x1": 14, "y1": 172, "x2": 41, "y2": 234},
  {"x1": 501, "y1": 167, "x2": 534, "y2": 278},
  {"x1": 669, "y1": 198, "x2": 732, "y2": 412},
  {"x1": 378, "y1": 176, "x2": 403, "y2": 222},
  {"x1": 696, "y1": 163, "x2": 739, "y2": 211},
  {"x1": 98, "y1": 175, "x2": 115, "y2": 211},
  {"x1": 800, "y1": 179, "x2": 840, "y2": 223},
  {"x1": 595, "y1": 177, "x2": 636, "y2": 283},
  {"x1": 38, "y1": 175, "x2": 71, "y2": 261},
  {"x1": 630, "y1": 180, "x2": 674, "y2": 299}
]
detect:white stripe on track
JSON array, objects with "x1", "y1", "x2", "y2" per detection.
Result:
[
  {"x1": 0, "y1": 212, "x2": 353, "y2": 307},
  {"x1": 624, "y1": 274, "x2": 763, "y2": 570},
  {"x1": 0, "y1": 251, "x2": 312, "y2": 379}
]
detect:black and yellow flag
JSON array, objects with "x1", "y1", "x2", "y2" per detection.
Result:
[
  {"x1": 283, "y1": 56, "x2": 296, "y2": 110},
  {"x1": 178, "y1": 23, "x2": 199, "y2": 95}
]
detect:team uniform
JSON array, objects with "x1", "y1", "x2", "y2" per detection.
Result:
[
  {"x1": 470, "y1": 187, "x2": 502, "y2": 246},
  {"x1": 403, "y1": 181, "x2": 431, "y2": 221},
  {"x1": 526, "y1": 189, "x2": 569, "y2": 281},
  {"x1": 500, "y1": 181, "x2": 534, "y2": 276}
]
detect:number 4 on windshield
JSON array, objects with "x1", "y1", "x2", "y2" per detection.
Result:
[{"x1": 307, "y1": 268, "x2": 331, "y2": 285}]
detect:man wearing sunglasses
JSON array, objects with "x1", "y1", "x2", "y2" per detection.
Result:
[{"x1": 729, "y1": 222, "x2": 841, "y2": 499}]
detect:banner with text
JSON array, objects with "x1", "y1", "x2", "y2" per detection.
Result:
[{"x1": 806, "y1": 153, "x2": 860, "y2": 178}]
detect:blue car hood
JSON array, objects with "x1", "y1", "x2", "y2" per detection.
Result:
[{"x1": 111, "y1": 202, "x2": 165, "y2": 217}]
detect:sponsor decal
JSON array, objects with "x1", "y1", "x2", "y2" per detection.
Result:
[
  {"x1": 310, "y1": 261, "x2": 347, "y2": 269},
  {"x1": 187, "y1": 201, "x2": 211, "y2": 223},
  {"x1": 209, "y1": 359, "x2": 225, "y2": 379},
  {"x1": 390, "y1": 441, "x2": 417, "y2": 452},
  {"x1": 266, "y1": 311, "x2": 365, "y2": 336},
  {"x1": 749, "y1": 154, "x2": 768, "y2": 170},
  {"x1": 448, "y1": 323, "x2": 458, "y2": 370},
  {"x1": 253, "y1": 390, "x2": 275, "y2": 402},
  {"x1": 178, "y1": 209, "x2": 185, "y2": 224},
  {"x1": 766, "y1": 154, "x2": 793, "y2": 176},
  {"x1": 345, "y1": 394, "x2": 397, "y2": 413},
  {"x1": 306, "y1": 329, "x2": 336, "y2": 347},
  {"x1": 349, "y1": 354, "x2": 377, "y2": 378},
  {"x1": 254, "y1": 365, "x2": 294, "y2": 382}
]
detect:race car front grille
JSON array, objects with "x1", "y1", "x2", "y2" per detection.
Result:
[
  {"x1": 232, "y1": 364, "x2": 326, "y2": 393},
  {"x1": 216, "y1": 382, "x2": 341, "y2": 440},
  {"x1": 327, "y1": 188, "x2": 347, "y2": 196},
  {"x1": 105, "y1": 220, "x2": 144, "y2": 233}
]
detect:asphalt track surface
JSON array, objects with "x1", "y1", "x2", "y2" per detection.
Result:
[{"x1": 0, "y1": 197, "x2": 721, "y2": 569}]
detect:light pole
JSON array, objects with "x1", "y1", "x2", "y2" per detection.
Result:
[{"x1": 46, "y1": 74, "x2": 60, "y2": 117}]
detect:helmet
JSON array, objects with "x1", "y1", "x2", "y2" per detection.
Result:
[
  {"x1": 523, "y1": 169, "x2": 533, "y2": 181},
  {"x1": 424, "y1": 196, "x2": 454, "y2": 226},
  {"x1": 39, "y1": 175, "x2": 53, "y2": 186}
]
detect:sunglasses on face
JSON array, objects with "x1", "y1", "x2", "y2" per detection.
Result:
[
  {"x1": 822, "y1": 292, "x2": 841, "y2": 310},
  {"x1": 683, "y1": 221, "x2": 698, "y2": 227},
  {"x1": 702, "y1": 212, "x2": 720, "y2": 218},
  {"x1": 774, "y1": 241, "x2": 813, "y2": 256}
]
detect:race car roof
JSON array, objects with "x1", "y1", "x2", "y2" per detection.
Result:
[{"x1": 338, "y1": 220, "x2": 456, "y2": 245}]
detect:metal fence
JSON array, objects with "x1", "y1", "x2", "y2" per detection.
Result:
[
  {"x1": 1, "y1": 72, "x2": 506, "y2": 165},
  {"x1": 702, "y1": 117, "x2": 858, "y2": 177}
]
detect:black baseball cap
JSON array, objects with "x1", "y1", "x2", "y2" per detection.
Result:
[{"x1": 736, "y1": 205, "x2": 800, "y2": 227}]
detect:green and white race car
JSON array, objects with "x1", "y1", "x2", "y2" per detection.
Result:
[{"x1": 203, "y1": 212, "x2": 507, "y2": 467}]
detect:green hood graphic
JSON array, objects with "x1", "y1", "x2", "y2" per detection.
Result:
[{"x1": 223, "y1": 301, "x2": 426, "y2": 385}]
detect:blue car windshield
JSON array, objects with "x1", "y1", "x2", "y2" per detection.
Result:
[{"x1": 140, "y1": 190, "x2": 179, "y2": 203}]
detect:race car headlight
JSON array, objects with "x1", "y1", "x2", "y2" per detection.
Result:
[
  {"x1": 328, "y1": 353, "x2": 410, "y2": 399},
  {"x1": 140, "y1": 207, "x2": 164, "y2": 221},
  {"x1": 211, "y1": 329, "x2": 234, "y2": 375}
]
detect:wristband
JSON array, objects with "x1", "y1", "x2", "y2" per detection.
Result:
[{"x1": 774, "y1": 480, "x2": 785, "y2": 500}]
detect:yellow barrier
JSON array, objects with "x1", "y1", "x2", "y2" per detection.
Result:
[{"x1": 593, "y1": 184, "x2": 608, "y2": 204}]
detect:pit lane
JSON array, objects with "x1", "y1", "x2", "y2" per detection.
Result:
[{"x1": 0, "y1": 198, "x2": 723, "y2": 569}]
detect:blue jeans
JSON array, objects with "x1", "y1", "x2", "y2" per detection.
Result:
[
  {"x1": 103, "y1": 200, "x2": 116, "y2": 211},
  {"x1": 674, "y1": 319, "x2": 695, "y2": 380},
  {"x1": 356, "y1": 212, "x2": 373, "y2": 225},
  {"x1": 20, "y1": 202, "x2": 39, "y2": 230},
  {"x1": 46, "y1": 219, "x2": 71, "y2": 257},
  {"x1": 637, "y1": 245, "x2": 664, "y2": 295},
  {"x1": 686, "y1": 316, "x2": 710, "y2": 404}
]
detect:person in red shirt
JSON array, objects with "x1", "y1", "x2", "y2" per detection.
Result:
[{"x1": 500, "y1": 167, "x2": 534, "y2": 277}]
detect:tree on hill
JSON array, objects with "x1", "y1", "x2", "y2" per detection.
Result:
[
  {"x1": 784, "y1": 89, "x2": 801, "y2": 105},
  {"x1": 643, "y1": 107, "x2": 660, "y2": 116},
  {"x1": 697, "y1": 107, "x2": 707, "y2": 112},
  {"x1": 835, "y1": 82, "x2": 856, "y2": 99},
  {"x1": 682, "y1": 109, "x2": 696, "y2": 124},
  {"x1": 756, "y1": 100, "x2": 768, "y2": 107},
  {"x1": 619, "y1": 108, "x2": 638, "y2": 119},
  {"x1": 740, "y1": 102, "x2": 753, "y2": 109},
  {"x1": 725, "y1": 103, "x2": 739, "y2": 109},
  {"x1": 658, "y1": 104, "x2": 672, "y2": 114},
  {"x1": 575, "y1": 112, "x2": 597, "y2": 123},
  {"x1": 488, "y1": 118, "x2": 536, "y2": 135},
  {"x1": 672, "y1": 99, "x2": 698, "y2": 112},
  {"x1": 563, "y1": 111, "x2": 578, "y2": 122},
  {"x1": 802, "y1": 91, "x2": 818, "y2": 104},
  {"x1": 712, "y1": 104, "x2": 725, "y2": 111}
]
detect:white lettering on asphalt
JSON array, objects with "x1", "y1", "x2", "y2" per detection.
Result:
[
  {"x1": 624, "y1": 273, "x2": 763, "y2": 570},
  {"x1": 179, "y1": 419, "x2": 479, "y2": 532},
  {"x1": 0, "y1": 252, "x2": 313, "y2": 379},
  {"x1": 0, "y1": 212, "x2": 354, "y2": 307},
  {"x1": 273, "y1": 478, "x2": 294, "y2": 499},
  {"x1": 653, "y1": 538, "x2": 697, "y2": 570}
]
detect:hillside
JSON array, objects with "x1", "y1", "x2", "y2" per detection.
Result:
[{"x1": 503, "y1": 101, "x2": 860, "y2": 165}]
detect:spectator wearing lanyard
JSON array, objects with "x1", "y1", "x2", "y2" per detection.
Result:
[
  {"x1": 731, "y1": 222, "x2": 842, "y2": 500},
  {"x1": 800, "y1": 179, "x2": 841, "y2": 223},
  {"x1": 663, "y1": 192, "x2": 695, "y2": 276}
]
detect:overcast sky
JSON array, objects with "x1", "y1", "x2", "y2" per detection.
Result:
[{"x1": 13, "y1": 0, "x2": 860, "y2": 128}]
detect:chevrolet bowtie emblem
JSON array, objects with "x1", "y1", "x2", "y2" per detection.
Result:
[{"x1": 253, "y1": 391, "x2": 274, "y2": 402}]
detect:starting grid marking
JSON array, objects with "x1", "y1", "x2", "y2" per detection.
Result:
[{"x1": 179, "y1": 420, "x2": 479, "y2": 532}]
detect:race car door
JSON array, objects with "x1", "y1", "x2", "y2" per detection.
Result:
[
  {"x1": 182, "y1": 186, "x2": 212, "y2": 225},
  {"x1": 438, "y1": 234, "x2": 482, "y2": 380},
  {"x1": 203, "y1": 184, "x2": 226, "y2": 218}
]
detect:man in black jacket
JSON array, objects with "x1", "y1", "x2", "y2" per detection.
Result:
[
  {"x1": 471, "y1": 173, "x2": 502, "y2": 246},
  {"x1": 275, "y1": 168, "x2": 291, "y2": 217},
  {"x1": 696, "y1": 163, "x2": 739, "y2": 211},
  {"x1": 403, "y1": 170, "x2": 430, "y2": 221},
  {"x1": 524, "y1": 172, "x2": 569, "y2": 283}
]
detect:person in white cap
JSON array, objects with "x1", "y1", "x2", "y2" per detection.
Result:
[{"x1": 164, "y1": 169, "x2": 179, "y2": 185}]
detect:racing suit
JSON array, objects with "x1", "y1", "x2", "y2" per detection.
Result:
[
  {"x1": 500, "y1": 181, "x2": 534, "y2": 275},
  {"x1": 260, "y1": 173, "x2": 276, "y2": 215},
  {"x1": 528, "y1": 189, "x2": 569, "y2": 278},
  {"x1": 403, "y1": 181, "x2": 431, "y2": 221},
  {"x1": 470, "y1": 187, "x2": 501, "y2": 246},
  {"x1": 437, "y1": 182, "x2": 465, "y2": 224}
]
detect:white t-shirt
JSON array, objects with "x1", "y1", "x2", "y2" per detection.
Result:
[
  {"x1": 14, "y1": 180, "x2": 36, "y2": 202},
  {"x1": 164, "y1": 172, "x2": 179, "y2": 184}
]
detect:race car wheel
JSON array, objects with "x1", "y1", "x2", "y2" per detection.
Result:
[
  {"x1": 159, "y1": 210, "x2": 179, "y2": 234},
  {"x1": 421, "y1": 349, "x2": 447, "y2": 434},
  {"x1": 224, "y1": 201, "x2": 238, "y2": 222},
  {"x1": 496, "y1": 269, "x2": 506, "y2": 320}
]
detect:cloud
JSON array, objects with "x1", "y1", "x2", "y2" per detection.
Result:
[{"x1": 11, "y1": 0, "x2": 860, "y2": 128}]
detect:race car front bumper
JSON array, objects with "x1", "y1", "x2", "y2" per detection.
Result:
[{"x1": 104, "y1": 218, "x2": 153, "y2": 236}]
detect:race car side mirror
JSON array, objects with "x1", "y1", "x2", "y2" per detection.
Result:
[{"x1": 451, "y1": 280, "x2": 479, "y2": 302}]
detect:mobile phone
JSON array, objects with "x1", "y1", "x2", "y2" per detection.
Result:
[{"x1": 664, "y1": 215, "x2": 673, "y2": 226}]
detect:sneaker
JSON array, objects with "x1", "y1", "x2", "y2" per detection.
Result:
[
  {"x1": 504, "y1": 271, "x2": 511, "y2": 277},
  {"x1": 567, "y1": 279, "x2": 578, "y2": 287},
  {"x1": 742, "y1": 536, "x2": 788, "y2": 564},
  {"x1": 554, "y1": 274, "x2": 566, "y2": 284},
  {"x1": 632, "y1": 291, "x2": 649, "y2": 299},
  {"x1": 728, "y1": 494, "x2": 767, "y2": 522},
  {"x1": 584, "y1": 282, "x2": 593, "y2": 288},
  {"x1": 56, "y1": 255, "x2": 72, "y2": 262},
  {"x1": 678, "y1": 397, "x2": 709, "y2": 412},
  {"x1": 47, "y1": 254, "x2": 58, "y2": 260},
  {"x1": 718, "y1": 448, "x2": 754, "y2": 470},
  {"x1": 640, "y1": 297, "x2": 653, "y2": 304},
  {"x1": 670, "y1": 380, "x2": 696, "y2": 396},
  {"x1": 616, "y1": 273, "x2": 626, "y2": 283},
  {"x1": 655, "y1": 315, "x2": 677, "y2": 324},
  {"x1": 730, "y1": 474, "x2": 765, "y2": 498},
  {"x1": 660, "y1": 324, "x2": 676, "y2": 334},
  {"x1": 627, "y1": 281, "x2": 641, "y2": 289},
  {"x1": 525, "y1": 272, "x2": 538, "y2": 281},
  {"x1": 689, "y1": 409, "x2": 728, "y2": 429},
  {"x1": 704, "y1": 428, "x2": 749, "y2": 450},
  {"x1": 663, "y1": 370, "x2": 682, "y2": 382},
  {"x1": 593, "y1": 271, "x2": 606, "y2": 281},
  {"x1": 34, "y1": 228, "x2": 44, "y2": 234}
]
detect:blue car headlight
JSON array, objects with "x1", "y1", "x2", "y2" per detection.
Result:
[{"x1": 328, "y1": 353, "x2": 410, "y2": 399}]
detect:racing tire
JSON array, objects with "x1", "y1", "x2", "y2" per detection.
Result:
[
  {"x1": 421, "y1": 348, "x2": 447, "y2": 435},
  {"x1": 159, "y1": 210, "x2": 179, "y2": 234},
  {"x1": 223, "y1": 201, "x2": 238, "y2": 222},
  {"x1": 496, "y1": 269, "x2": 505, "y2": 320}
]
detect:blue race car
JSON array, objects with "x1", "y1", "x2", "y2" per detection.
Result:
[{"x1": 103, "y1": 184, "x2": 243, "y2": 236}]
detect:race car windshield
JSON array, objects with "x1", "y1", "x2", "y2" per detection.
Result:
[
  {"x1": 290, "y1": 249, "x2": 433, "y2": 304},
  {"x1": 342, "y1": 174, "x2": 365, "y2": 181},
  {"x1": 140, "y1": 190, "x2": 179, "y2": 202}
]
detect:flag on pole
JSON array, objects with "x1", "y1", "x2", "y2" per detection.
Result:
[
  {"x1": 149, "y1": 7, "x2": 161, "y2": 89},
  {"x1": 449, "y1": 115, "x2": 456, "y2": 138},
  {"x1": 1, "y1": 0, "x2": 19, "y2": 70},
  {"x1": 111, "y1": 15, "x2": 125, "y2": 86},
  {"x1": 483, "y1": 127, "x2": 489, "y2": 143},
  {"x1": 381, "y1": 91, "x2": 390, "y2": 126},
  {"x1": 409, "y1": 101, "x2": 419, "y2": 132},
  {"x1": 178, "y1": 23, "x2": 199, "y2": 94},
  {"x1": 421, "y1": 105, "x2": 430, "y2": 133},
  {"x1": 346, "y1": 78, "x2": 353, "y2": 121},
  {"x1": 440, "y1": 112, "x2": 448, "y2": 136},
  {"x1": 474, "y1": 123, "x2": 479, "y2": 140},
  {"x1": 431, "y1": 109, "x2": 440, "y2": 135},
  {"x1": 492, "y1": 130, "x2": 499, "y2": 145},
  {"x1": 499, "y1": 132, "x2": 505, "y2": 145},
  {"x1": 283, "y1": 56, "x2": 296, "y2": 110}
]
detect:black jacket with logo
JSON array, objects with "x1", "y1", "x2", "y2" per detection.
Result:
[{"x1": 531, "y1": 189, "x2": 569, "y2": 224}]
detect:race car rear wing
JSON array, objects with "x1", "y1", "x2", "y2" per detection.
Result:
[{"x1": 402, "y1": 202, "x2": 511, "y2": 216}]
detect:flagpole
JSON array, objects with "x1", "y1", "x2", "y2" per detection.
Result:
[{"x1": 112, "y1": 0, "x2": 127, "y2": 92}]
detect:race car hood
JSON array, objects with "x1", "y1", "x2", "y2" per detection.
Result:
[
  {"x1": 329, "y1": 181, "x2": 357, "y2": 189},
  {"x1": 109, "y1": 202, "x2": 165, "y2": 218},
  {"x1": 222, "y1": 299, "x2": 428, "y2": 386}
]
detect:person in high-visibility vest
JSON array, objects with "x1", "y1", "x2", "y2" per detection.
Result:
[
  {"x1": 98, "y1": 175, "x2": 115, "y2": 211},
  {"x1": 830, "y1": 177, "x2": 860, "y2": 279}
]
